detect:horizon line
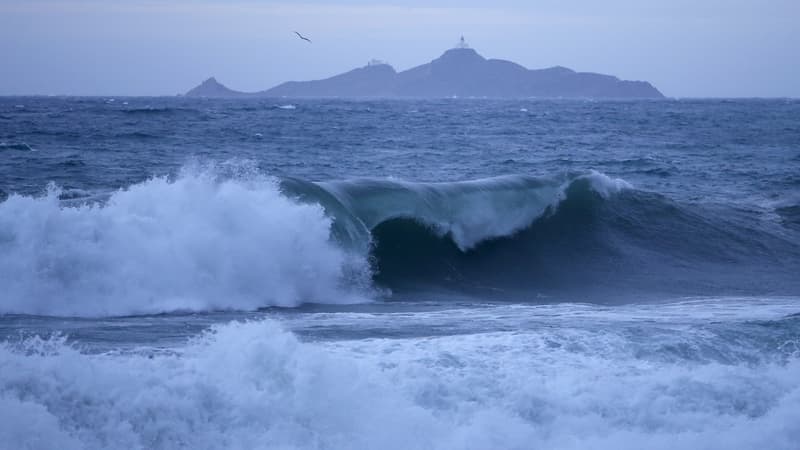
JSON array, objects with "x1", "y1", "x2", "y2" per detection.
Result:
[{"x1": 1, "y1": 94, "x2": 799, "y2": 100}]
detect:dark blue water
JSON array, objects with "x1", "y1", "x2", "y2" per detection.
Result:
[
  {"x1": 3, "y1": 98, "x2": 799, "y2": 199},
  {"x1": 1, "y1": 97, "x2": 799, "y2": 449}
]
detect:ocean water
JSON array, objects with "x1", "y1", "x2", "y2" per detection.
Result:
[{"x1": 1, "y1": 97, "x2": 799, "y2": 449}]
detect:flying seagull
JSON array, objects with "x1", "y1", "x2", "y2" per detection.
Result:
[{"x1": 294, "y1": 31, "x2": 312, "y2": 43}]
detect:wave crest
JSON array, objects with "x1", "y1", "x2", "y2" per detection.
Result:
[
  {"x1": 1, "y1": 165, "x2": 798, "y2": 315},
  {"x1": 0, "y1": 168, "x2": 371, "y2": 316},
  {"x1": 307, "y1": 170, "x2": 630, "y2": 251}
]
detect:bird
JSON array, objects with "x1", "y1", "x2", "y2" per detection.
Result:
[{"x1": 294, "y1": 31, "x2": 312, "y2": 43}]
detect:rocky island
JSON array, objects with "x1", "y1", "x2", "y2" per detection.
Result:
[{"x1": 187, "y1": 42, "x2": 664, "y2": 99}]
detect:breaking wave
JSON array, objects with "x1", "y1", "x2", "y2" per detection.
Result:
[
  {"x1": 1, "y1": 314, "x2": 799, "y2": 449},
  {"x1": 0, "y1": 167, "x2": 371, "y2": 316},
  {"x1": 284, "y1": 171, "x2": 800, "y2": 299},
  {"x1": 1, "y1": 165, "x2": 798, "y2": 316},
  {"x1": 281, "y1": 171, "x2": 630, "y2": 252},
  {"x1": 0, "y1": 142, "x2": 34, "y2": 151}
]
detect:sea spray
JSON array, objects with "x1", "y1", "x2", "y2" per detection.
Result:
[
  {"x1": 3, "y1": 166, "x2": 800, "y2": 314},
  {"x1": 0, "y1": 167, "x2": 372, "y2": 316},
  {"x1": 1, "y1": 310, "x2": 799, "y2": 450}
]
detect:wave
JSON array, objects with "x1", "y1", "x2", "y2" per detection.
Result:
[
  {"x1": 286, "y1": 172, "x2": 800, "y2": 299},
  {"x1": 1, "y1": 166, "x2": 798, "y2": 316},
  {"x1": 59, "y1": 157, "x2": 86, "y2": 168},
  {"x1": 114, "y1": 131, "x2": 161, "y2": 140},
  {"x1": 1, "y1": 316, "x2": 799, "y2": 449},
  {"x1": 286, "y1": 171, "x2": 630, "y2": 251},
  {"x1": 120, "y1": 107, "x2": 197, "y2": 116},
  {"x1": 772, "y1": 195, "x2": 800, "y2": 230},
  {"x1": 0, "y1": 168, "x2": 371, "y2": 316},
  {"x1": 0, "y1": 142, "x2": 34, "y2": 151},
  {"x1": 777, "y1": 205, "x2": 800, "y2": 229}
]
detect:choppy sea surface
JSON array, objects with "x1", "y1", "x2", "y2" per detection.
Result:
[{"x1": 1, "y1": 97, "x2": 799, "y2": 449}]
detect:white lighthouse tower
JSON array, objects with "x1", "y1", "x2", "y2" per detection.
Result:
[{"x1": 456, "y1": 36, "x2": 469, "y2": 49}]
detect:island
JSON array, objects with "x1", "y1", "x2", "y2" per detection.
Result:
[{"x1": 186, "y1": 41, "x2": 664, "y2": 99}]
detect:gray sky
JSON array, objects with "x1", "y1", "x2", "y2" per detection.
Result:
[{"x1": 1, "y1": 0, "x2": 798, "y2": 97}]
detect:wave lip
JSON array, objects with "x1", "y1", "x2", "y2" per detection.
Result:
[{"x1": 315, "y1": 170, "x2": 631, "y2": 251}]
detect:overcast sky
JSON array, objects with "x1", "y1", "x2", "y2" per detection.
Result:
[{"x1": 1, "y1": 0, "x2": 798, "y2": 97}]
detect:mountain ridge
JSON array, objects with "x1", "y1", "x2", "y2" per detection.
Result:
[{"x1": 187, "y1": 47, "x2": 664, "y2": 99}]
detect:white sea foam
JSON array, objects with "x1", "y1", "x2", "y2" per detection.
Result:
[
  {"x1": 0, "y1": 316, "x2": 798, "y2": 450},
  {"x1": 570, "y1": 169, "x2": 633, "y2": 199},
  {"x1": 0, "y1": 167, "x2": 371, "y2": 316}
]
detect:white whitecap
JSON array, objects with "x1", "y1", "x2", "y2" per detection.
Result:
[{"x1": 0, "y1": 167, "x2": 372, "y2": 316}]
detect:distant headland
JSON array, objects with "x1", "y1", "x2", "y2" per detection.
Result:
[{"x1": 186, "y1": 40, "x2": 664, "y2": 99}]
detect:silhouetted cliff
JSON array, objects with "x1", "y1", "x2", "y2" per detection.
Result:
[{"x1": 186, "y1": 48, "x2": 664, "y2": 99}]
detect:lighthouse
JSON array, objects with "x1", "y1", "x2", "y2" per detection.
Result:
[{"x1": 456, "y1": 36, "x2": 469, "y2": 49}]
